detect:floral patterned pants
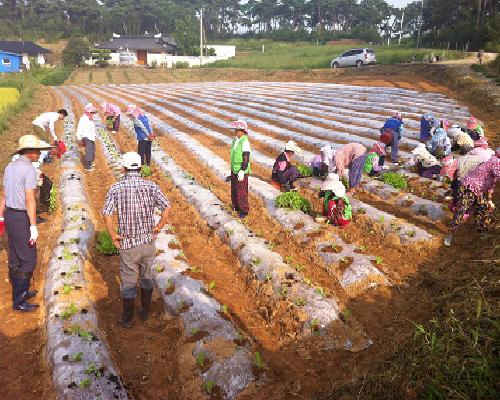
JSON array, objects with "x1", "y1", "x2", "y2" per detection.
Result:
[{"x1": 451, "y1": 185, "x2": 491, "y2": 232}]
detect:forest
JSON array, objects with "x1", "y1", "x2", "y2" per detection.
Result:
[{"x1": 0, "y1": 0, "x2": 498, "y2": 50}]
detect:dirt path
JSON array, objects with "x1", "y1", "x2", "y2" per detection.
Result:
[{"x1": 0, "y1": 87, "x2": 63, "y2": 400}]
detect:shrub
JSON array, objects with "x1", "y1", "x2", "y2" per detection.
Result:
[
  {"x1": 96, "y1": 230, "x2": 118, "y2": 255},
  {"x1": 381, "y1": 172, "x2": 408, "y2": 190},
  {"x1": 275, "y1": 191, "x2": 311, "y2": 213},
  {"x1": 296, "y1": 163, "x2": 313, "y2": 177},
  {"x1": 174, "y1": 61, "x2": 190, "y2": 69},
  {"x1": 48, "y1": 185, "x2": 57, "y2": 214}
]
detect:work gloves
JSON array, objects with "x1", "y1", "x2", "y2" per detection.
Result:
[
  {"x1": 29, "y1": 225, "x2": 39, "y2": 246},
  {"x1": 237, "y1": 170, "x2": 245, "y2": 182},
  {"x1": 0, "y1": 217, "x2": 4, "y2": 236}
]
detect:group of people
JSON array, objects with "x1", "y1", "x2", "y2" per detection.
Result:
[
  {"x1": 0, "y1": 101, "x2": 497, "y2": 324},
  {"x1": 75, "y1": 102, "x2": 155, "y2": 171}
]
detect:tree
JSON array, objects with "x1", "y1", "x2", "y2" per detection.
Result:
[
  {"x1": 174, "y1": 15, "x2": 199, "y2": 56},
  {"x1": 62, "y1": 37, "x2": 90, "y2": 67}
]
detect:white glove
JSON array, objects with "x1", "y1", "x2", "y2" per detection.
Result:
[
  {"x1": 29, "y1": 225, "x2": 39, "y2": 244},
  {"x1": 488, "y1": 200, "x2": 495, "y2": 210},
  {"x1": 237, "y1": 170, "x2": 245, "y2": 182}
]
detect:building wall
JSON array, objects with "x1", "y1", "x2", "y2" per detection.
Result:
[
  {"x1": 0, "y1": 52, "x2": 21, "y2": 73},
  {"x1": 207, "y1": 45, "x2": 236, "y2": 58}
]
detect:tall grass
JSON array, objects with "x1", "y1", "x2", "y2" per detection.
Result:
[
  {"x1": 0, "y1": 78, "x2": 36, "y2": 134},
  {"x1": 208, "y1": 42, "x2": 465, "y2": 69}
]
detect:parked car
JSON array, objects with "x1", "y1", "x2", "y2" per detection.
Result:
[{"x1": 330, "y1": 48, "x2": 376, "y2": 68}]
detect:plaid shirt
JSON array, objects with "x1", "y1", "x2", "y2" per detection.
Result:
[{"x1": 102, "y1": 172, "x2": 170, "y2": 250}]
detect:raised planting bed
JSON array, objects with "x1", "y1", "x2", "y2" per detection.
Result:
[
  {"x1": 80, "y1": 87, "x2": 396, "y2": 300},
  {"x1": 67, "y1": 89, "x2": 257, "y2": 399},
  {"x1": 46, "y1": 88, "x2": 128, "y2": 400}
]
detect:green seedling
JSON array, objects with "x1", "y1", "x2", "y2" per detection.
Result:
[
  {"x1": 343, "y1": 309, "x2": 352, "y2": 320},
  {"x1": 169, "y1": 239, "x2": 179, "y2": 245},
  {"x1": 189, "y1": 327, "x2": 199, "y2": 336},
  {"x1": 285, "y1": 255, "x2": 294, "y2": 264},
  {"x1": 275, "y1": 191, "x2": 311, "y2": 213},
  {"x1": 85, "y1": 362, "x2": 103, "y2": 378},
  {"x1": 304, "y1": 277, "x2": 312, "y2": 286},
  {"x1": 62, "y1": 285, "x2": 74, "y2": 295},
  {"x1": 378, "y1": 215, "x2": 385, "y2": 224},
  {"x1": 278, "y1": 286, "x2": 288, "y2": 298},
  {"x1": 68, "y1": 352, "x2": 83, "y2": 362},
  {"x1": 188, "y1": 266, "x2": 200, "y2": 273},
  {"x1": 315, "y1": 286, "x2": 327, "y2": 298},
  {"x1": 311, "y1": 318, "x2": 321, "y2": 335},
  {"x1": 221, "y1": 304, "x2": 230, "y2": 315},
  {"x1": 407, "y1": 230, "x2": 416, "y2": 238},
  {"x1": 296, "y1": 163, "x2": 313, "y2": 177},
  {"x1": 380, "y1": 172, "x2": 408, "y2": 190},
  {"x1": 236, "y1": 331, "x2": 246, "y2": 342},
  {"x1": 79, "y1": 329, "x2": 94, "y2": 342},
  {"x1": 96, "y1": 231, "x2": 118, "y2": 255},
  {"x1": 264, "y1": 273, "x2": 273, "y2": 283},
  {"x1": 375, "y1": 256, "x2": 383, "y2": 265},
  {"x1": 207, "y1": 280, "x2": 216, "y2": 292},
  {"x1": 253, "y1": 258, "x2": 261, "y2": 266},
  {"x1": 62, "y1": 248, "x2": 74, "y2": 261},
  {"x1": 357, "y1": 245, "x2": 366, "y2": 252},
  {"x1": 78, "y1": 378, "x2": 91, "y2": 389},
  {"x1": 254, "y1": 351, "x2": 263, "y2": 369},
  {"x1": 177, "y1": 251, "x2": 186, "y2": 259},
  {"x1": 267, "y1": 242, "x2": 275, "y2": 250},
  {"x1": 295, "y1": 297, "x2": 307, "y2": 306},
  {"x1": 140, "y1": 164, "x2": 152, "y2": 177},
  {"x1": 203, "y1": 380, "x2": 215, "y2": 395},
  {"x1": 195, "y1": 352, "x2": 206, "y2": 368},
  {"x1": 155, "y1": 265, "x2": 164, "y2": 273},
  {"x1": 60, "y1": 303, "x2": 78, "y2": 320}
]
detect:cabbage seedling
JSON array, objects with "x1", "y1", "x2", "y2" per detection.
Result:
[
  {"x1": 254, "y1": 351, "x2": 263, "y2": 369},
  {"x1": 195, "y1": 352, "x2": 206, "y2": 368},
  {"x1": 203, "y1": 380, "x2": 215, "y2": 395}
]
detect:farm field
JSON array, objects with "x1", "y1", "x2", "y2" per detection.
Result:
[
  {"x1": 0, "y1": 87, "x2": 19, "y2": 110},
  {"x1": 0, "y1": 68, "x2": 498, "y2": 399}
]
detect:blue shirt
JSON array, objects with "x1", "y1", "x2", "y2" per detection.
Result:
[{"x1": 133, "y1": 115, "x2": 152, "y2": 141}]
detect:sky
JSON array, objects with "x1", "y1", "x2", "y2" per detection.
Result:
[{"x1": 387, "y1": 0, "x2": 414, "y2": 7}]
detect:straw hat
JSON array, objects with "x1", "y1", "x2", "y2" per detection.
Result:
[
  {"x1": 321, "y1": 173, "x2": 346, "y2": 197},
  {"x1": 285, "y1": 140, "x2": 301, "y2": 154},
  {"x1": 13, "y1": 135, "x2": 54, "y2": 155}
]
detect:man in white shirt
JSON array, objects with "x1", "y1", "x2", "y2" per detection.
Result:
[
  {"x1": 76, "y1": 103, "x2": 98, "y2": 171},
  {"x1": 32, "y1": 109, "x2": 68, "y2": 143}
]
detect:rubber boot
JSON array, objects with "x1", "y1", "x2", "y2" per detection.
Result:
[
  {"x1": 119, "y1": 298, "x2": 134, "y2": 328},
  {"x1": 140, "y1": 288, "x2": 154, "y2": 321},
  {"x1": 10, "y1": 271, "x2": 39, "y2": 312}
]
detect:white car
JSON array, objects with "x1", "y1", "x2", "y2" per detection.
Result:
[{"x1": 330, "y1": 48, "x2": 377, "y2": 68}]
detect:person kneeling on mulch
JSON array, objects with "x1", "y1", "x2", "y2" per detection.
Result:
[
  {"x1": 319, "y1": 173, "x2": 352, "y2": 228},
  {"x1": 271, "y1": 140, "x2": 302, "y2": 192}
]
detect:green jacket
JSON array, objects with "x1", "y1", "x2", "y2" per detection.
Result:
[{"x1": 230, "y1": 135, "x2": 251, "y2": 174}]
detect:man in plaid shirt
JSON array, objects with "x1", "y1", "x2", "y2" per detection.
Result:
[{"x1": 102, "y1": 152, "x2": 170, "y2": 328}]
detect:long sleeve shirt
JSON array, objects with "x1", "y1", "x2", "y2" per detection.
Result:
[
  {"x1": 133, "y1": 115, "x2": 152, "y2": 141},
  {"x1": 33, "y1": 112, "x2": 59, "y2": 141},
  {"x1": 76, "y1": 114, "x2": 96, "y2": 141},
  {"x1": 335, "y1": 143, "x2": 366, "y2": 177}
]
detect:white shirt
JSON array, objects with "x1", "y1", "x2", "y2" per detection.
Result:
[
  {"x1": 33, "y1": 112, "x2": 60, "y2": 140},
  {"x1": 233, "y1": 135, "x2": 251, "y2": 152},
  {"x1": 76, "y1": 114, "x2": 96, "y2": 141}
]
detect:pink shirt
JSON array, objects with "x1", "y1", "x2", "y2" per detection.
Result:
[
  {"x1": 462, "y1": 156, "x2": 500, "y2": 196},
  {"x1": 105, "y1": 103, "x2": 121, "y2": 116},
  {"x1": 335, "y1": 143, "x2": 366, "y2": 176}
]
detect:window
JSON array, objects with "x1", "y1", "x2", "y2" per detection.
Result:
[
  {"x1": 2, "y1": 58, "x2": 11, "y2": 66},
  {"x1": 342, "y1": 51, "x2": 353, "y2": 57},
  {"x1": 353, "y1": 49, "x2": 364, "y2": 55},
  {"x1": 366, "y1": 49, "x2": 374, "y2": 54}
]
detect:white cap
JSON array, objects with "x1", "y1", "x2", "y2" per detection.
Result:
[
  {"x1": 321, "y1": 173, "x2": 346, "y2": 197},
  {"x1": 121, "y1": 152, "x2": 142, "y2": 170},
  {"x1": 285, "y1": 140, "x2": 302, "y2": 154}
]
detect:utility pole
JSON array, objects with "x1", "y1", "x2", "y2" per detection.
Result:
[
  {"x1": 199, "y1": 8, "x2": 203, "y2": 66},
  {"x1": 399, "y1": 11, "x2": 404, "y2": 45},
  {"x1": 416, "y1": 0, "x2": 424, "y2": 49}
]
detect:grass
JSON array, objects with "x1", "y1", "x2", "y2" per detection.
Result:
[
  {"x1": 0, "y1": 77, "x2": 36, "y2": 135},
  {"x1": 208, "y1": 41, "x2": 465, "y2": 70}
]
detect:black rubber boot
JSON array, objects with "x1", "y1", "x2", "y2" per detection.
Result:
[
  {"x1": 140, "y1": 288, "x2": 154, "y2": 321},
  {"x1": 119, "y1": 298, "x2": 134, "y2": 328},
  {"x1": 10, "y1": 271, "x2": 39, "y2": 312}
]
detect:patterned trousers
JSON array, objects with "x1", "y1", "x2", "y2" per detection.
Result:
[{"x1": 451, "y1": 185, "x2": 492, "y2": 232}]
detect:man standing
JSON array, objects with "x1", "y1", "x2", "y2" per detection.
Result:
[
  {"x1": 229, "y1": 120, "x2": 251, "y2": 218},
  {"x1": 76, "y1": 103, "x2": 98, "y2": 171},
  {"x1": 127, "y1": 105, "x2": 154, "y2": 166},
  {"x1": 0, "y1": 135, "x2": 53, "y2": 312},
  {"x1": 102, "y1": 152, "x2": 171, "y2": 328}
]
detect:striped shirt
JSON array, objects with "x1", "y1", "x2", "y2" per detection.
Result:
[{"x1": 102, "y1": 172, "x2": 170, "y2": 249}]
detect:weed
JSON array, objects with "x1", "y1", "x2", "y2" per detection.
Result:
[
  {"x1": 188, "y1": 266, "x2": 200, "y2": 273},
  {"x1": 106, "y1": 70, "x2": 112, "y2": 82},
  {"x1": 285, "y1": 255, "x2": 293, "y2": 264},
  {"x1": 375, "y1": 256, "x2": 383, "y2": 265},
  {"x1": 203, "y1": 380, "x2": 215, "y2": 395},
  {"x1": 378, "y1": 215, "x2": 385, "y2": 224},
  {"x1": 295, "y1": 297, "x2": 307, "y2": 306},
  {"x1": 278, "y1": 286, "x2": 288, "y2": 298},
  {"x1": 195, "y1": 352, "x2": 206, "y2": 368},
  {"x1": 96, "y1": 231, "x2": 118, "y2": 255},
  {"x1": 88, "y1": 71, "x2": 93, "y2": 82},
  {"x1": 48, "y1": 185, "x2": 57, "y2": 214},
  {"x1": 267, "y1": 242, "x2": 276, "y2": 250},
  {"x1": 123, "y1": 70, "x2": 131, "y2": 82},
  {"x1": 221, "y1": 304, "x2": 230, "y2": 315},
  {"x1": 357, "y1": 245, "x2": 366, "y2": 253},
  {"x1": 311, "y1": 318, "x2": 321, "y2": 335},
  {"x1": 189, "y1": 327, "x2": 198, "y2": 335},
  {"x1": 177, "y1": 250, "x2": 186, "y2": 259},
  {"x1": 315, "y1": 286, "x2": 328, "y2": 298},
  {"x1": 275, "y1": 191, "x2": 311, "y2": 213},
  {"x1": 342, "y1": 309, "x2": 352, "y2": 320},
  {"x1": 254, "y1": 351, "x2": 263, "y2": 369},
  {"x1": 294, "y1": 263, "x2": 305, "y2": 272},
  {"x1": 207, "y1": 280, "x2": 216, "y2": 292},
  {"x1": 304, "y1": 277, "x2": 312, "y2": 286}
]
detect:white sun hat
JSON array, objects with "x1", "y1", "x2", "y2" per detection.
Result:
[
  {"x1": 321, "y1": 173, "x2": 346, "y2": 197},
  {"x1": 121, "y1": 152, "x2": 142, "y2": 170},
  {"x1": 285, "y1": 140, "x2": 302, "y2": 154},
  {"x1": 13, "y1": 135, "x2": 54, "y2": 155}
]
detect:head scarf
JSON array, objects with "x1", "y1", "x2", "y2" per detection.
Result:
[
  {"x1": 126, "y1": 105, "x2": 143, "y2": 118},
  {"x1": 439, "y1": 155, "x2": 458, "y2": 179},
  {"x1": 474, "y1": 136, "x2": 489, "y2": 148},
  {"x1": 231, "y1": 120, "x2": 248, "y2": 132},
  {"x1": 411, "y1": 144, "x2": 439, "y2": 167},
  {"x1": 370, "y1": 142, "x2": 385, "y2": 155},
  {"x1": 466, "y1": 116, "x2": 478, "y2": 130}
]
